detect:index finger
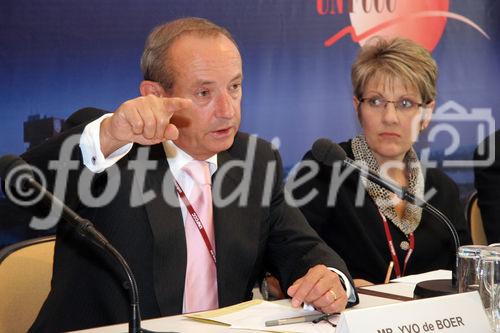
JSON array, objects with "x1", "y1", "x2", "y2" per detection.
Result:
[
  {"x1": 288, "y1": 269, "x2": 324, "y2": 307},
  {"x1": 162, "y1": 97, "x2": 193, "y2": 114}
]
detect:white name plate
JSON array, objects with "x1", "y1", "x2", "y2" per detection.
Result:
[{"x1": 336, "y1": 292, "x2": 490, "y2": 333}]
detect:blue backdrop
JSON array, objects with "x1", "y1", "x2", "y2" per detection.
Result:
[{"x1": 1, "y1": 0, "x2": 499, "y2": 244}]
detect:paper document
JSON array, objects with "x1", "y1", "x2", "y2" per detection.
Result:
[
  {"x1": 358, "y1": 270, "x2": 452, "y2": 299},
  {"x1": 362, "y1": 282, "x2": 416, "y2": 298},
  {"x1": 186, "y1": 299, "x2": 338, "y2": 332},
  {"x1": 390, "y1": 269, "x2": 451, "y2": 284}
]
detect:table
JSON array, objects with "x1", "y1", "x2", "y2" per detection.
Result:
[{"x1": 72, "y1": 288, "x2": 406, "y2": 333}]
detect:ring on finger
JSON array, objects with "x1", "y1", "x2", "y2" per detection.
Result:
[{"x1": 329, "y1": 289, "x2": 337, "y2": 301}]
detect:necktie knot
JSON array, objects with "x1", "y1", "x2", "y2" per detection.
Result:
[{"x1": 183, "y1": 160, "x2": 211, "y2": 186}]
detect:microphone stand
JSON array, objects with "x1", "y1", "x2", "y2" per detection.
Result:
[
  {"x1": 411, "y1": 202, "x2": 459, "y2": 298},
  {"x1": 23, "y1": 176, "x2": 175, "y2": 333},
  {"x1": 343, "y1": 159, "x2": 460, "y2": 298}
]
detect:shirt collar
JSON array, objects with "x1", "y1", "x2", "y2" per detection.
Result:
[{"x1": 164, "y1": 141, "x2": 218, "y2": 179}]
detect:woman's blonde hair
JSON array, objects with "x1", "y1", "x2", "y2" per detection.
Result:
[{"x1": 351, "y1": 37, "x2": 437, "y2": 104}]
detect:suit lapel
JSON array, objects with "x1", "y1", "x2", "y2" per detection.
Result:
[
  {"x1": 139, "y1": 144, "x2": 186, "y2": 316},
  {"x1": 213, "y1": 149, "x2": 240, "y2": 306},
  {"x1": 214, "y1": 148, "x2": 261, "y2": 306}
]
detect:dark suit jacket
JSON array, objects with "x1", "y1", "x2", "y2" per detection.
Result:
[
  {"x1": 22, "y1": 118, "x2": 355, "y2": 332},
  {"x1": 290, "y1": 141, "x2": 471, "y2": 284},
  {"x1": 474, "y1": 130, "x2": 500, "y2": 243}
]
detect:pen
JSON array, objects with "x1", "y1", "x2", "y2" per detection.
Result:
[
  {"x1": 265, "y1": 313, "x2": 324, "y2": 327},
  {"x1": 384, "y1": 261, "x2": 394, "y2": 284}
]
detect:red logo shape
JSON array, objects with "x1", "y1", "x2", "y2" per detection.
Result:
[{"x1": 323, "y1": 1, "x2": 489, "y2": 51}]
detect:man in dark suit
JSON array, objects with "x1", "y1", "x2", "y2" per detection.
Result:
[{"x1": 23, "y1": 17, "x2": 356, "y2": 332}]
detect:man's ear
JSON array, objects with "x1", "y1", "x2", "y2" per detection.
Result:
[{"x1": 139, "y1": 80, "x2": 166, "y2": 97}]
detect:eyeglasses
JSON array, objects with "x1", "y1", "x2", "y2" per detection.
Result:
[{"x1": 359, "y1": 96, "x2": 425, "y2": 113}]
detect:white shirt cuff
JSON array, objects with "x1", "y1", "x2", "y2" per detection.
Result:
[
  {"x1": 329, "y1": 267, "x2": 357, "y2": 303},
  {"x1": 79, "y1": 113, "x2": 133, "y2": 173}
]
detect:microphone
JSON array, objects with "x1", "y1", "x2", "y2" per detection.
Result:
[
  {"x1": 311, "y1": 139, "x2": 460, "y2": 298},
  {"x1": 0, "y1": 155, "x2": 173, "y2": 333}
]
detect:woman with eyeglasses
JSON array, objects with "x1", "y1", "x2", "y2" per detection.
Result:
[{"x1": 291, "y1": 37, "x2": 471, "y2": 287}]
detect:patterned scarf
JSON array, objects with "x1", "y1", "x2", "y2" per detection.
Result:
[{"x1": 351, "y1": 134, "x2": 424, "y2": 235}]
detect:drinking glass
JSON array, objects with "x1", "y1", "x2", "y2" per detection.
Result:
[
  {"x1": 457, "y1": 245, "x2": 489, "y2": 293},
  {"x1": 479, "y1": 248, "x2": 500, "y2": 332}
]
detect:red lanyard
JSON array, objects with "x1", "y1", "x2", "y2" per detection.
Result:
[
  {"x1": 174, "y1": 180, "x2": 217, "y2": 265},
  {"x1": 377, "y1": 209, "x2": 414, "y2": 278}
]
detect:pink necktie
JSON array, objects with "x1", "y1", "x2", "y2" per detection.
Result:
[{"x1": 182, "y1": 160, "x2": 218, "y2": 313}]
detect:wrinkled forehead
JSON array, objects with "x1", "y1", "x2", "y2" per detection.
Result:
[
  {"x1": 363, "y1": 69, "x2": 419, "y2": 97},
  {"x1": 168, "y1": 33, "x2": 242, "y2": 85}
]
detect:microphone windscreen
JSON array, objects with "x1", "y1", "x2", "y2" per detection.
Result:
[
  {"x1": 0, "y1": 155, "x2": 33, "y2": 184},
  {"x1": 311, "y1": 138, "x2": 347, "y2": 166}
]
